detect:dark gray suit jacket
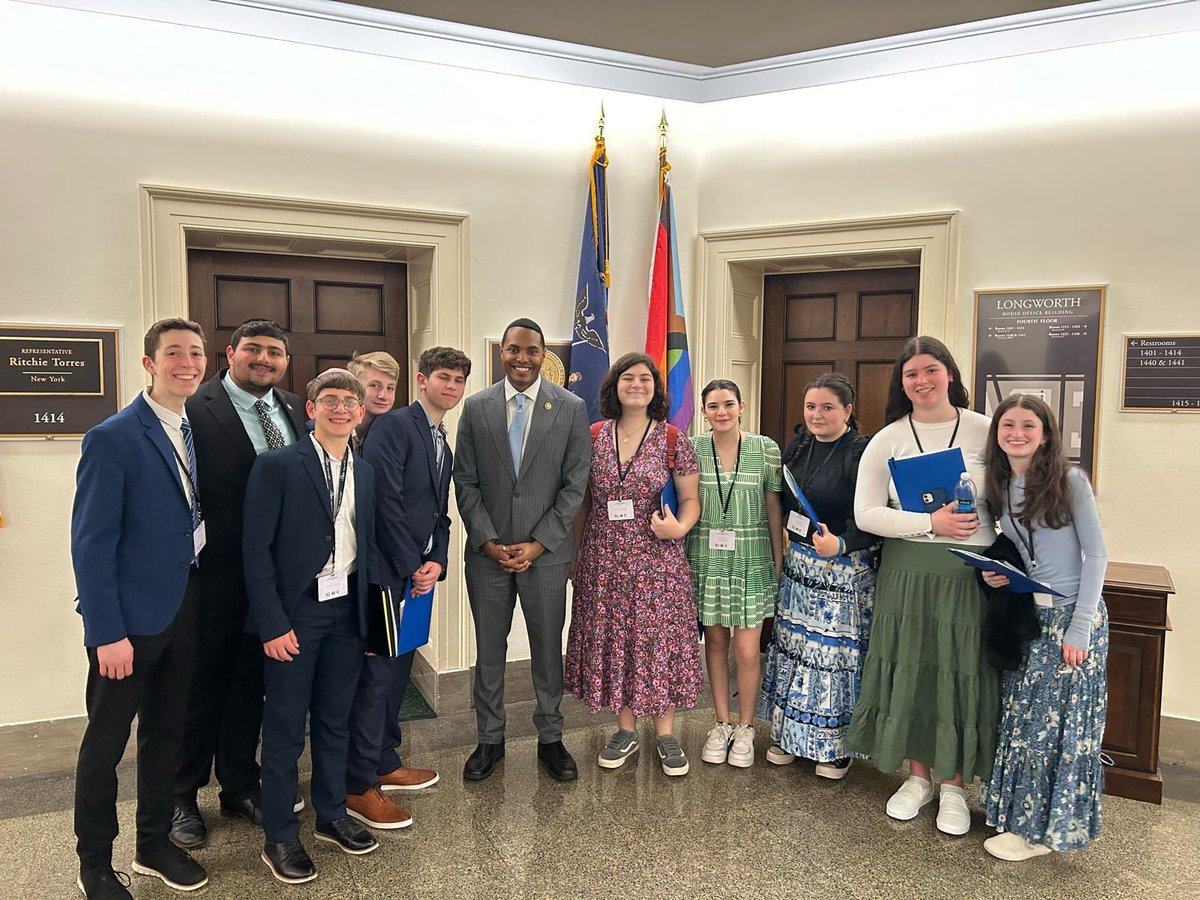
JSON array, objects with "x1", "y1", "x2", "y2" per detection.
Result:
[{"x1": 452, "y1": 379, "x2": 590, "y2": 567}]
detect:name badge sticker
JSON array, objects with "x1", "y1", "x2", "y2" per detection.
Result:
[
  {"x1": 709, "y1": 528, "x2": 736, "y2": 551},
  {"x1": 607, "y1": 499, "x2": 635, "y2": 521},
  {"x1": 318, "y1": 572, "x2": 349, "y2": 602},
  {"x1": 192, "y1": 519, "x2": 207, "y2": 558},
  {"x1": 786, "y1": 511, "x2": 810, "y2": 536}
]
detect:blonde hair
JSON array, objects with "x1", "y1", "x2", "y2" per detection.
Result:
[{"x1": 346, "y1": 351, "x2": 401, "y2": 381}]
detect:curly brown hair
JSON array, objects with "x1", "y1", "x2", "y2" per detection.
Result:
[
  {"x1": 598, "y1": 352, "x2": 669, "y2": 421},
  {"x1": 984, "y1": 394, "x2": 1080, "y2": 529}
]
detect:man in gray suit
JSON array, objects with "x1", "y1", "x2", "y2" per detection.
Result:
[{"x1": 453, "y1": 318, "x2": 591, "y2": 782}]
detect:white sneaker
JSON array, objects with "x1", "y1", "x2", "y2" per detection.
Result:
[
  {"x1": 885, "y1": 775, "x2": 934, "y2": 821},
  {"x1": 936, "y1": 784, "x2": 972, "y2": 835},
  {"x1": 727, "y1": 724, "x2": 755, "y2": 768},
  {"x1": 983, "y1": 831, "x2": 1053, "y2": 861},
  {"x1": 814, "y1": 757, "x2": 852, "y2": 780},
  {"x1": 765, "y1": 745, "x2": 796, "y2": 766},
  {"x1": 701, "y1": 723, "x2": 734, "y2": 764}
]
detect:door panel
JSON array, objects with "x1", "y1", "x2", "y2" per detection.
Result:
[
  {"x1": 761, "y1": 267, "x2": 918, "y2": 448},
  {"x1": 188, "y1": 250, "x2": 408, "y2": 399}
]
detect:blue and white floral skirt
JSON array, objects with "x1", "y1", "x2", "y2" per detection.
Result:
[
  {"x1": 757, "y1": 541, "x2": 878, "y2": 762},
  {"x1": 984, "y1": 600, "x2": 1109, "y2": 851}
]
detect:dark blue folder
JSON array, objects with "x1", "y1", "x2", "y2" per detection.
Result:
[
  {"x1": 660, "y1": 476, "x2": 678, "y2": 515},
  {"x1": 887, "y1": 447, "x2": 967, "y2": 513},
  {"x1": 947, "y1": 549, "x2": 1065, "y2": 597}
]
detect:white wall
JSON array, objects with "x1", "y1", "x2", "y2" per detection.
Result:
[
  {"x1": 0, "y1": 2, "x2": 1195, "y2": 723},
  {"x1": 699, "y1": 32, "x2": 1200, "y2": 720}
]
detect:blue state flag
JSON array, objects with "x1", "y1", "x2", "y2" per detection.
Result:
[{"x1": 568, "y1": 136, "x2": 610, "y2": 423}]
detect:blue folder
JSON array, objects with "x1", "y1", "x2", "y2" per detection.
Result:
[
  {"x1": 368, "y1": 580, "x2": 434, "y2": 656},
  {"x1": 396, "y1": 578, "x2": 435, "y2": 654},
  {"x1": 781, "y1": 466, "x2": 823, "y2": 535},
  {"x1": 660, "y1": 476, "x2": 678, "y2": 516},
  {"x1": 947, "y1": 549, "x2": 1065, "y2": 597},
  {"x1": 887, "y1": 447, "x2": 967, "y2": 513}
]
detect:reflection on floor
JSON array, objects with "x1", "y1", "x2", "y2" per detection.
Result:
[{"x1": 1, "y1": 698, "x2": 1197, "y2": 899}]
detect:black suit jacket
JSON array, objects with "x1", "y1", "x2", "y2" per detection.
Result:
[
  {"x1": 242, "y1": 437, "x2": 377, "y2": 643},
  {"x1": 363, "y1": 400, "x2": 452, "y2": 585},
  {"x1": 186, "y1": 371, "x2": 306, "y2": 606}
]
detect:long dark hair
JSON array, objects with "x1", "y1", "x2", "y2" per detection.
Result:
[
  {"x1": 783, "y1": 373, "x2": 859, "y2": 465},
  {"x1": 884, "y1": 336, "x2": 969, "y2": 425},
  {"x1": 598, "y1": 352, "x2": 669, "y2": 421},
  {"x1": 984, "y1": 394, "x2": 1079, "y2": 529}
]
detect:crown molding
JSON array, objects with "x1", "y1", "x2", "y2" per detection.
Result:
[{"x1": 17, "y1": 0, "x2": 1200, "y2": 101}]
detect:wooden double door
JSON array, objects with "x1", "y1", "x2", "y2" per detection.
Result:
[
  {"x1": 188, "y1": 250, "x2": 409, "y2": 397},
  {"x1": 760, "y1": 267, "x2": 919, "y2": 447}
]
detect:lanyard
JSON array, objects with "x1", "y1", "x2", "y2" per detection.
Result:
[
  {"x1": 321, "y1": 446, "x2": 350, "y2": 567},
  {"x1": 908, "y1": 409, "x2": 961, "y2": 453},
  {"x1": 797, "y1": 431, "x2": 845, "y2": 492},
  {"x1": 613, "y1": 419, "x2": 653, "y2": 492},
  {"x1": 710, "y1": 434, "x2": 742, "y2": 521},
  {"x1": 169, "y1": 445, "x2": 202, "y2": 522},
  {"x1": 1007, "y1": 480, "x2": 1038, "y2": 570}
]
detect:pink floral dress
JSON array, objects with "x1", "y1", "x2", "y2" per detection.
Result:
[{"x1": 564, "y1": 421, "x2": 704, "y2": 717}]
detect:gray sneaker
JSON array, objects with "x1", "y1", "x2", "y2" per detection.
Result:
[
  {"x1": 656, "y1": 734, "x2": 689, "y2": 776},
  {"x1": 598, "y1": 729, "x2": 640, "y2": 769}
]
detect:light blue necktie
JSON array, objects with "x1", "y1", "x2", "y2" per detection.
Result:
[{"x1": 509, "y1": 392, "x2": 527, "y2": 475}]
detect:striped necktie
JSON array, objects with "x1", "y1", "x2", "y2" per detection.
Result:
[
  {"x1": 253, "y1": 398, "x2": 286, "y2": 450},
  {"x1": 180, "y1": 417, "x2": 201, "y2": 531}
]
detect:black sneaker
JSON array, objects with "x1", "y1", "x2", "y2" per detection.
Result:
[
  {"x1": 262, "y1": 839, "x2": 317, "y2": 884},
  {"x1": 77, "y1": 865, "x2": 132, "y2": 899},
  {"x1": 314, "y1": 816, "x2": 379, "y2": 855},
  {"x1": 131, "y1": 842, "x2": 208, "y2": 891}
]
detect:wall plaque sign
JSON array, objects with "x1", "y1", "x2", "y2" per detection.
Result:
[
  {"x1": 971, "y1": 286, "x2": 1105, "y2": 481},
  {"x1": 1120, "y1": 334, "x2": 1200, "y2": 412},
  {"x1": 0, "y1": 324, "x2": 121, "y2": 438}
]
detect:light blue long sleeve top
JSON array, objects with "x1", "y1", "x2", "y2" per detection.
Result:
[{"x1": 998, "y1": 467, "x2": 1107, "y2": 649}]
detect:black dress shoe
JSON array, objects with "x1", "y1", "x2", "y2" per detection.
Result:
[
  {"x1": 262, "y1": 840, "x2": 317, "y2": 884},
  {"x1": 77, "y1": 865, "x2": 132, "y2": 899},
  {"x1": 314, "y1": 816, "x2": 379, "y2": 855},
  {"x1": 463, "y1": 742, "x2": 505, "y2": 781},
  {"x1": 537, "y1": 740, "x2": 579, "y2": 781},
  {"x1": 169, "y1": 798, "x2": 207, "y2": 850},
  {"x1": 219, "y1": 793, "x2": 263, "y2": 827},
  {"x1": 131, "y1": 842, "x2": 208, "y2": 891}
]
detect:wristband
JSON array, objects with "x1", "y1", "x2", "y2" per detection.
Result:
[{"x1": 837, "y1": 536, "x2": 845, "y2": 555}]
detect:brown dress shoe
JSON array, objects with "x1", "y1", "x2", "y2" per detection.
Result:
[
  {"x1": 345, "y1": 788, "x2": 413, "y2": 830},
  {"x1": 379, "y1": 766, "x2": 440, "y2": 791}
]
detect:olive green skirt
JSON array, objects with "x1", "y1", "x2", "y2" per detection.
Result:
[{"x1": 844, "y1": 538, "x2": 998, "y2": 781}]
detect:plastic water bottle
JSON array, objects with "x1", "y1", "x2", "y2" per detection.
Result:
[{"x1": 955, "y1": 471, "x2": 977, "y2": 515}]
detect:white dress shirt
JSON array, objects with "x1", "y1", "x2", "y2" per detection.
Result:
[
  {"x1": 310, "y1": 434, "x2": 357, "y2": 576},
  {"x1": 143, "y1": 389, "x2": 195, "y2": 510}
]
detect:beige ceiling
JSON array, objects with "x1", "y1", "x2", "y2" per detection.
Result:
[{"x1": 333, "y1": 0, "x2": 1094, "y2": 66}]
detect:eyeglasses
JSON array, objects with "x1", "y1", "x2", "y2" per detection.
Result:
[{"x1": 315, "y1": 396, "x2": 362, "y2": 411}]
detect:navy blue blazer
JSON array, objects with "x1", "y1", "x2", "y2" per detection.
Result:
[
  {"x1": 363, "y1": 400, "x2": 452, "y2": 584},
  {"x1": 242, "y1": 437, "x2": 377, "y2": 643},
  {"x1": 71, "y1": 393, "x2": 195, "y2": 647}
]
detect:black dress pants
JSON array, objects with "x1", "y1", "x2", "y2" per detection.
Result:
[
  {"x1": 261, "y1": 587, "x2": 363, "y2": 843},
  {"x1": 74, "y1": 588, "x2": 195, "y2": 868},
  {"x1": 174, "y1": 574, "x2": 264, "y2": 806},
  {"x1": 345, "y1": 649, "x2": 414, "y2": 795}
]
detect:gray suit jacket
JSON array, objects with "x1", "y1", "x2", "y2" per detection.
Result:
[{"x1": 453, "y1": 379, "x2": 591, "y2": 567}]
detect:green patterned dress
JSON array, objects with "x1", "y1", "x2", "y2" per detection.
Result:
[{"x1": 687, "y1": 432, "x2": 782, "y2": 628}]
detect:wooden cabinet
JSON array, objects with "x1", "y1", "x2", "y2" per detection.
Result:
[{"x1": 1102, "y1": 562, "x2": 1174, "y2": 804}]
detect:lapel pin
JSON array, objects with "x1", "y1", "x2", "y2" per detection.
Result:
[{"x1": 544, "y1": 402, "x2": 552, "y2": 410}]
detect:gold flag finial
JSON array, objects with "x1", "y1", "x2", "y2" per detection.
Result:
[
  {"x1": 597, "y1": 101, "x2": 605, "y2": 139},
  {"x1": 658, "y1": 109, "x2": 669, "y2": 149}
]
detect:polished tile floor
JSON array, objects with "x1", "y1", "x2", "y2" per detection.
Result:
[{"x1": 2, "y1": 698, "x2": 1198, "y2": 899}]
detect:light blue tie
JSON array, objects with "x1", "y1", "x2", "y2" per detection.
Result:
[{"x1": 509, "y1": 392, "x2": 527, "y2": 475}]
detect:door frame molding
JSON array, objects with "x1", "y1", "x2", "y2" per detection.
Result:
[
  {"x1": 140, "y1": 184, "x2": 473, "y2": 702},
  {"x1": 695, "y1": 211, "x2": 960, "y2": 431}
]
